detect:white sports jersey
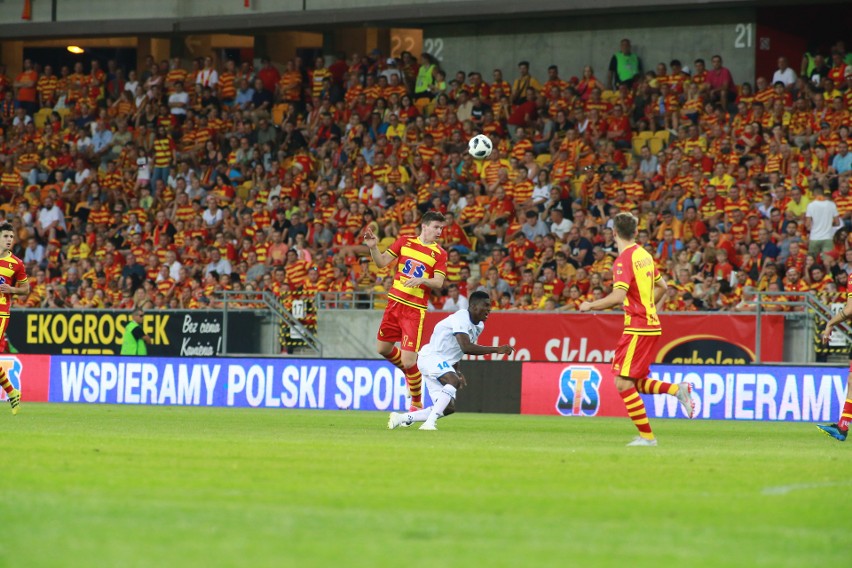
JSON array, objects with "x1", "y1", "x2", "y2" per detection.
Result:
[{"x1": 418, "y1": 309, "x2": 484, "y2": 368}]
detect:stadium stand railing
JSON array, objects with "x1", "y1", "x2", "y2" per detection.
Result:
[
  {"x1": 745, "y1": 289, "x2": 851, "y2": 363},
  {"x1": 220, "y1": 289, "x2": 323, "y2": 356}
]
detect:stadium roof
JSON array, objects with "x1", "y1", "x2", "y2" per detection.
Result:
[{"x1": 0, "y1": 0, "x2": 842, "y2": 39}]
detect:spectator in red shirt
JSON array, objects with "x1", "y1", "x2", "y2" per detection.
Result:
[
  {"x1": 256, "y1": 58, "x2": 281, "y2": 94},
  {"x1": 707, "y1": 54, "x2": 735, "y2": 107}
]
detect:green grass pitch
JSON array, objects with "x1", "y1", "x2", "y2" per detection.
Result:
[{"x1": 2, "y1": 404, "x2": 849, "y2": 568}]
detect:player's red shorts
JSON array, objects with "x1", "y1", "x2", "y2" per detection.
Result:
[
  {"x1": 611, "y1": 333, "x2": 660, "y2": 380},
  {"x1": 377, "y1": 299, "x2": 426, "y2": 352}
]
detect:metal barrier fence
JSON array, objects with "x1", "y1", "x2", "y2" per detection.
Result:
[
  {"x1": 314, "y1": 290, "x2": 389, "y2": 310},
  {"x1": 219, "y1": 290, "x2": 322, "y2": 357}
]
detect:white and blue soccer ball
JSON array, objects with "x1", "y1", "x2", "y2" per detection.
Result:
[{"x1": 467, "y1": 134, "x2": 493, "y2": 159}]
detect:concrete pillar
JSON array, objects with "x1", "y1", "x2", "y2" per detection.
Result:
[
  {"x1": 1, "y1": 41, "x2": 25, "y2": 76},
  {"x1": 262, "y1": 31, "x2": 322, "y2": 66},
  {"x1": 150, "y1": 38, "x2": 171, "y2": 65}
]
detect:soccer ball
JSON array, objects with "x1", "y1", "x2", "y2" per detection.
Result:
[{"x1": 468, "y1": 134, "x2": 493, "y2": 159}]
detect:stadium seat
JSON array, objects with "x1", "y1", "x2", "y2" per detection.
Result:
[
  {"x1": 654, "y1": 130, "x2": 670, "y2": 144},
  {"x1": 272, "y1": 104, "x2": 290, "y2": 126},
  {"x1": 535, "y1": 153, "x2": 551, "y2": 166},
  {"x1": 648, "y1": 137, "x2": 664, "y2": 155},
  {"x1": 632, "y1": 138, "x2": 647, "y2": 155},
  {"x1": 636, "y1": 131, "x2": 654, "y2": 141},
  {"x1": 34, "y1": 109, "x2": 52, "y2": 129},
  {"x1": 237, "y1": 181, "x2": 253, "y2": 201}
]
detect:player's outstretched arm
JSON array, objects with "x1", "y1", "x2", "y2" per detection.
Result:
[
  {"x1": 404, "y1": 273, "x2": 445, "y2": 291},
  {"x1": 579, "y1": 287, "x2": 627, "y2": 312},
  {"x1": 363, "y1": 229, "x2": 394, "y2": 268},
  {"x1": 454, "y1": 332, "x2": 513, "y2": 356},
  {"x1": 0, "y1": 280, "x2": 29, "y2": 296},
  {"x1": 823, "y1": 293, "x2": 852, "y2": 344}
]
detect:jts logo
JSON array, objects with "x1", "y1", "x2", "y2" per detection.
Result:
[
  {"x1": 0, "y1": 356, "x2": 22, "y2": 400},
  {"x1": 556, "y1": 366, "x2": 602, "y2": 416},
  {"x1": 401, "y1": 259, "x2": 426, "y2": 279}
]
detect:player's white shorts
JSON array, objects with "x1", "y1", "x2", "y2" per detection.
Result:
[{"x1": 417, "y1": 353, "x2": 455, "y2": 402}]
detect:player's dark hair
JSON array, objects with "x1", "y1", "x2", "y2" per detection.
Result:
[
  {"x1": 420, "y1": 211, "x2": 445, "y2": 226},
  {"x1": 0, "y1": 222, "x2": 12, "y2": 234},
  {"x1": 470, "y1": 291, "x2": 490, "y2": 305},
  {"x1": 613, "y1": 213, "x2": 638, "y2": 241}
]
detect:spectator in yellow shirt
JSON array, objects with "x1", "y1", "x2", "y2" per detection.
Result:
[{"x1": 66, "y1": 233, "x2": 91, "y2": 260}]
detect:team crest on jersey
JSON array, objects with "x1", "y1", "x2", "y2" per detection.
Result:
[
  {"x1": 556, "y1": 366, "x2": 602, "y2": 417},
  {"x1": 0, "y1": 276, "x2": 5, "y2": 285},
  {"x1": 0, "y1": 356, "x2": 22, "y2": 400}
]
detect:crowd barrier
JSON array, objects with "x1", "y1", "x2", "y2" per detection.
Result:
[{"x1": 1, "y1": 355, "x2": 845, "y2": 422}]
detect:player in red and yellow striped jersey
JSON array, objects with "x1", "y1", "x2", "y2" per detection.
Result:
[
  {"x1": 0, "y1": 223, "x2": 28, "y2": 414},
  {"x1": 580, "y1": 213, "x2": 694, "y2": 446},
  {"x1": 817, "y1": 284, "x2": 852, "y2": 442},
  {"x1": 364, "y1": 212, "x2": 448, "y2": 410}
]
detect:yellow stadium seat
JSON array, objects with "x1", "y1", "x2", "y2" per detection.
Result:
[
  {"x1": 272, "y1": 103, "x2": 290, "y2": 126},
  {"x1": 654, "y1": 130, "x2": 670, "y2": 144},
  {"x1": 636, "y1": 131, "x2": 654, "y2": 141},
  {"x1": 535, "y1": 153, "x2": 551, "y2": 166},
  {"x1": 632, "y1": 138, "x2": 647, "y2": 155},
  {"x1": 648, "y1": 137, "x2": 664, "y2": 155},
  {"x1": 415, "y1": 97, "x2": 432, "y2": 116},
  {"x1": 237, "y1": 181, "x2": 253, "y2": 201},
  {"x1": 34, "y1": 108, "x2": 52, "y2": 129}
]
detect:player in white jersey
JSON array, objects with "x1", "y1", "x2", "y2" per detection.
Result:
[{"x1": 388, "y1": 291, "x2": 513, "y2": 430}]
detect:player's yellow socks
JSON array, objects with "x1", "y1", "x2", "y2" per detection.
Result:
[
  {"x1": 0, "y1": 368, "x2": 13, "y2": 395},
  {"x1": 383, "y1": 346, "x2": 404, "y2": 370},
  {"x1": 635, "y1": 378, "x2": 678, "y2": 395},
  {"x1": 619, "y1": 387, "x2": 654, "y2": 440},
  {"x1": 839, "y1": 398, "x2": 852, "y2": 432},
  {"x1": 404, "y1": 363, "x2": 423, "y2": 408}
]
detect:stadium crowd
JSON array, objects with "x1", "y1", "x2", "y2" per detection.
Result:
[{"x1": 0, "y1": 38, "x2": 851, "y2": 316}]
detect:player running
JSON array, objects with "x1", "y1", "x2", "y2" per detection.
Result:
[
  {"x1": 817, "y1": 286, "x2": 852, "y2": 442},
  {"x1": 364, "y1": 211, "x2": 448, "y2": 411},
  {"x1": 0, "y1": 223, "x2": 29, "y2": 415},
  {"x1": 388, "y1": 291, "x2": 513, "y2": 430},
  {"x1": 580, "y1": 213, "x2": 694, "y2": 446}
]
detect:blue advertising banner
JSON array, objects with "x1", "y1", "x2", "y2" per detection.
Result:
[
  {"x1": 646, "y1": 366, "x2": 848, "y2": 422},
  {"x1": 50, "y1": 357, "x2": 429, "y2": 411}
]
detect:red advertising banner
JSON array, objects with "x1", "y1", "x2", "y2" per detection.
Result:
[
  {"x1": 521, "y1": 363, "x2": 627, "y2": 417},
  {"x1": 423, "y1": 313, "x2": 784, "y2": 363},
  {"x1": 0, "y1": 355, "x2": 51, "y2": 403}
]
